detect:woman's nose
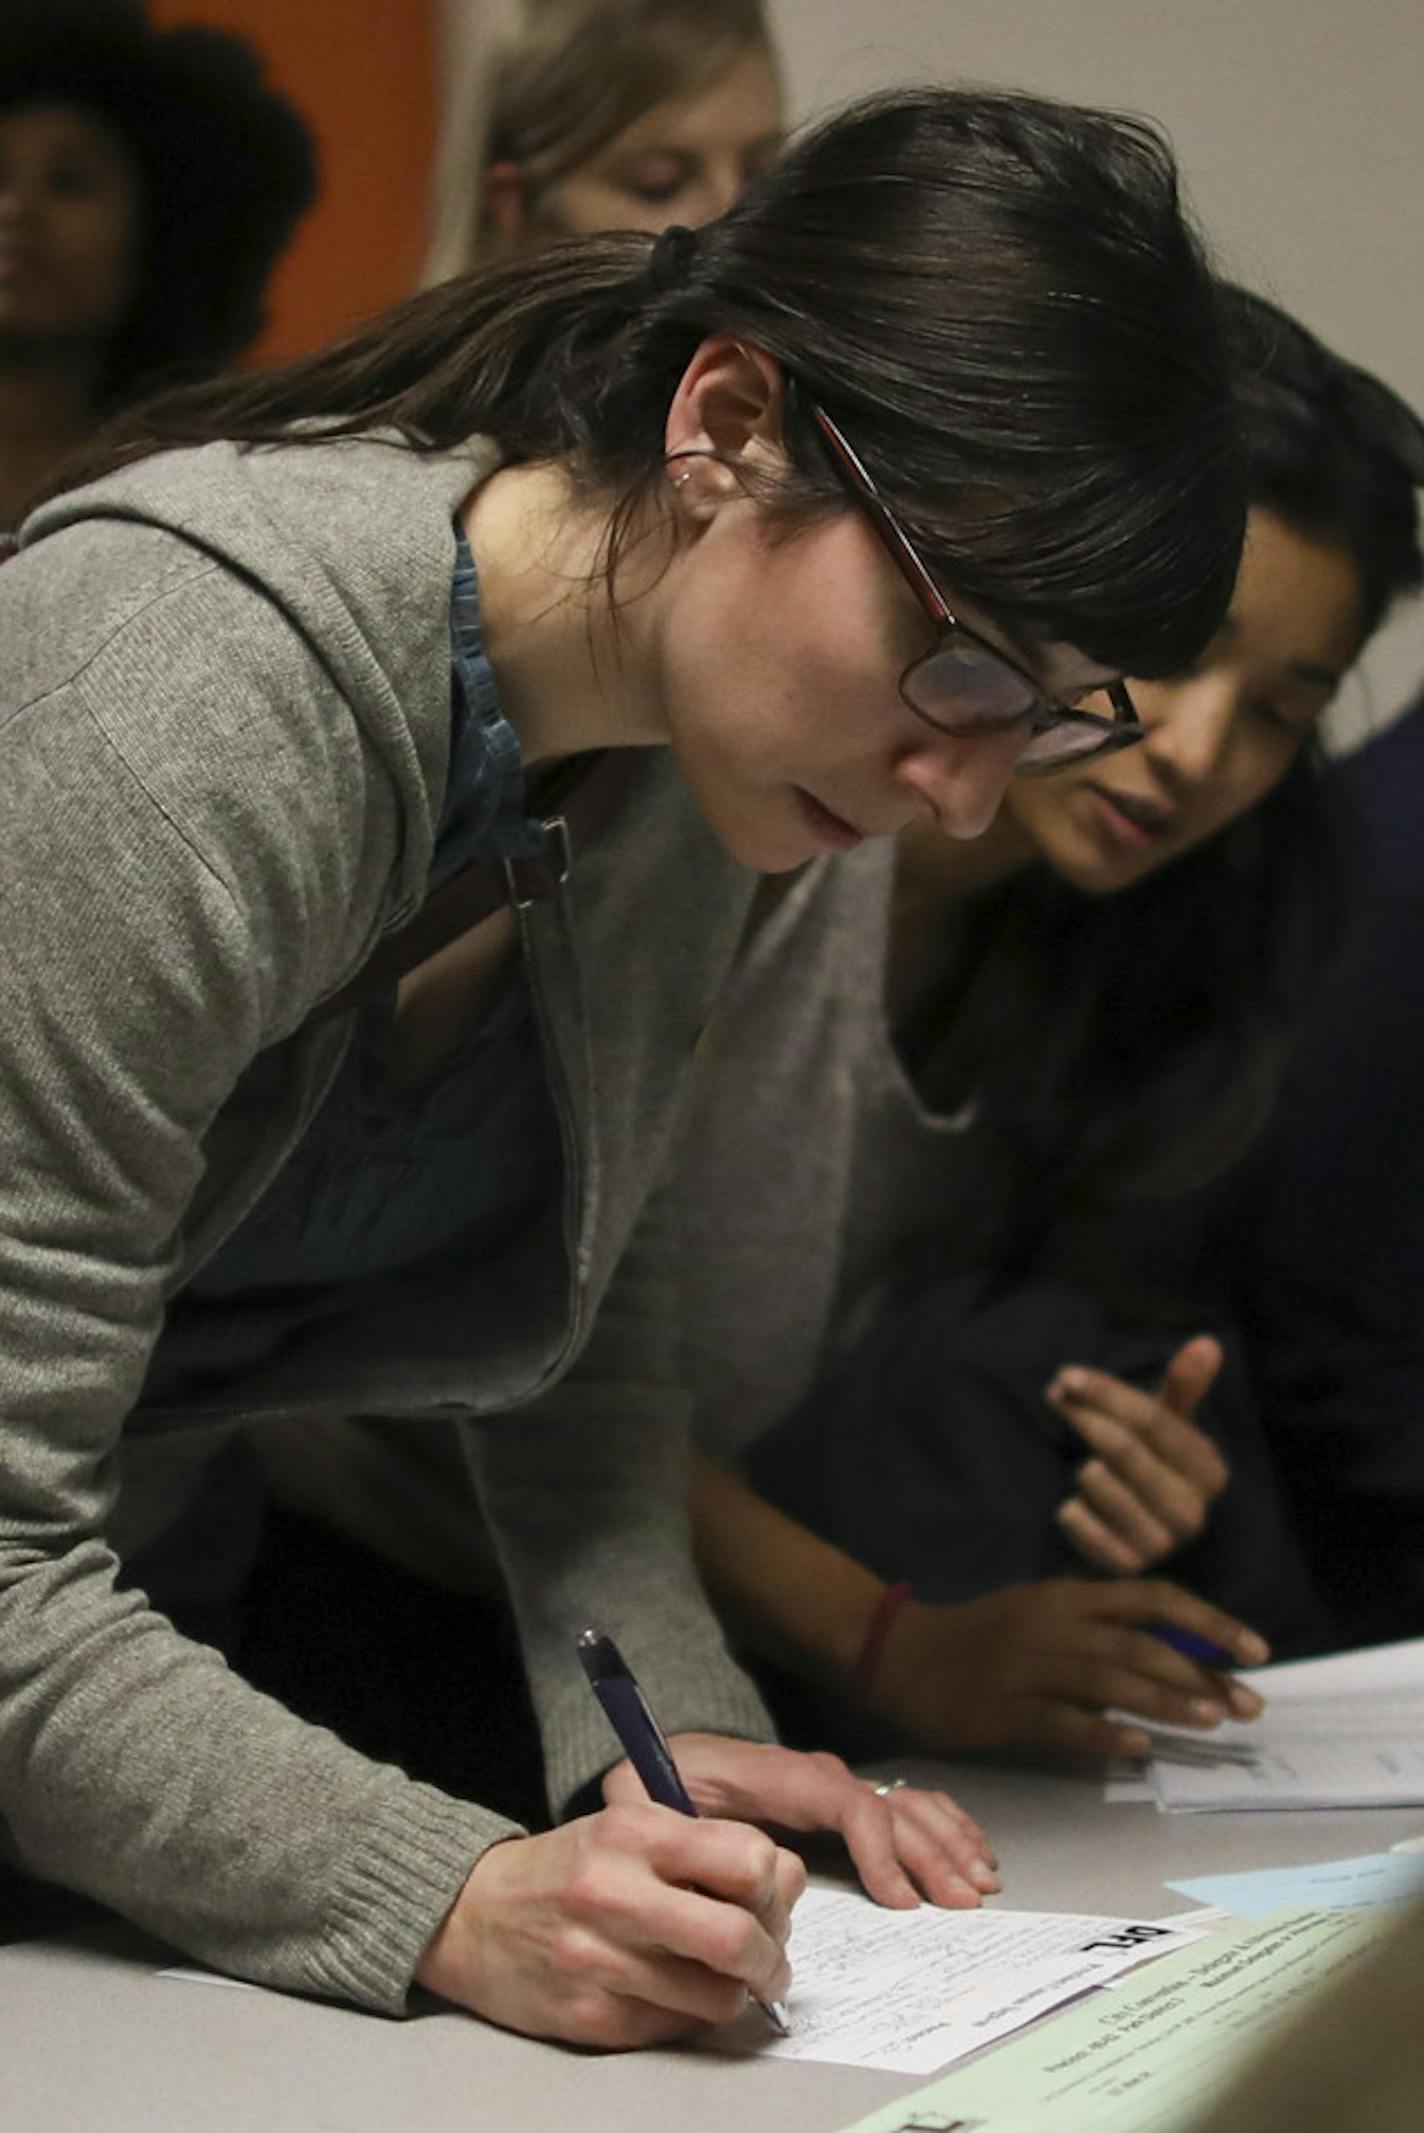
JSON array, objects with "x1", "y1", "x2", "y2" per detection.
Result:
[
  {"x1": 1145, "y1": 679, "x2": 1237, "y2": 785},
  {"x1": 895, "y1": 724, "x2": 1028, "y2": 839}
]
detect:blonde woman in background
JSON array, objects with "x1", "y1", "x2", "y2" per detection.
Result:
[{"x1": 425, "y1": 0, "x2": 783, "y2": 280}]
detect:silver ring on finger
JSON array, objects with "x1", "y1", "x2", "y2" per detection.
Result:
[{"x1": 872, "y1": 1776, "x2": 908, "y2": 1797}]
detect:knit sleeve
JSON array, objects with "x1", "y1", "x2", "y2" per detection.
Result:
[
  {"x1": 0, "y1": 535, "x2": 515, "y2": 2012},
  {"x1": 464, "y1": 1177, "x2": 776, "y2": 1817}
]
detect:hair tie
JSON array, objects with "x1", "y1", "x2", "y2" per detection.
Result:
[{"x1": 644, "y1": 223, "x2": 698, "y2": 297}]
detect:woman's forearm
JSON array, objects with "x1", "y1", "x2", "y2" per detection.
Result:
[{"x1": 691, "y1": 1452, "x2": 886, "y2": 1693}]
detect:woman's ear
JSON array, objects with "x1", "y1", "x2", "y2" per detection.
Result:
[
  {"x1": 483, "y1": 160, "x2": 526, "y2": 244},
  {"x1": 664, "y1": 336, "x2": 788, "y2": 501}
]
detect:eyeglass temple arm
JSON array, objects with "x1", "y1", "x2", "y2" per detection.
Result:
[
  {"x1": 803, "y1": 398, "x2": 951, "y2": 626},
  {"x1": 804, "y1": 393, "x2": 1142, "y2": 731}
]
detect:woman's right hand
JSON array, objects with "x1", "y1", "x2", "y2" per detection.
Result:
[
  {"x1": 871, "y1": 1577, "x2": 1270, "y2": 1761},
  {"x1": 414, "y1": 1801, "x2": 804, "y2": 2048},
  {"x1": 1048, "y1": 1337, "x2": 1229, "y2": 1574}
]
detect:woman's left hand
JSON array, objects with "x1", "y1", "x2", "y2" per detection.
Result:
[{"x1": 601, "y1": 1735, "x2": 999, "y2": 1909}]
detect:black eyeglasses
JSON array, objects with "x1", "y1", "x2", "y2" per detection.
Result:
[{"x1": 805, "y1": 398, "x2": 1147, "y2": 776}]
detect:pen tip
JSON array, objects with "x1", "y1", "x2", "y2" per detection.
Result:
[{"x1": 762, "y1": 1997, "x2": 792, "y2": 2036}]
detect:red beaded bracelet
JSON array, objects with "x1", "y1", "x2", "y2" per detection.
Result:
[{"x1": 849, "y1": 1579, "x2": 913, "y2": 1707}]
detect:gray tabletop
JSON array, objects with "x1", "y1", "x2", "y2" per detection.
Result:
[{"x1": 1, "y1": 1759, "x2": 1416, "y2": 2133}]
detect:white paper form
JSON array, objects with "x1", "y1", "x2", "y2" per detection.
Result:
[
  {"x1": 1121, "y1": 1641, "x2": 1424, "y2": 1812},
  {"x1": 1249, "y1": 1637, "x2": 1424, "y2": 1700},
  {"x1": 1140, "y1": 1684, "x2": 1424, "y2": 1767},
  {"x1": 156, "y1": 1966, "x2": 262, "y2": 1991},
  {"x1": 1152, "y1": 1730, "x2": 1424, "y2": 1812},
  {"x1": 704, "y1": 1888, "x2": 1209, "y2": 2075}
]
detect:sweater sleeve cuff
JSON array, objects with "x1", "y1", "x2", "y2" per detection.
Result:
[{"x1": 304, "y1": 1780, "x2": 527, "y2": 2015}]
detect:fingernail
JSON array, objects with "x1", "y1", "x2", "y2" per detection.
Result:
[
  {"x1": 1121, "y1": 1732, "x2": 1152, "y2": 1759},
  {"x1": 940, "y1": 1880, "x2": 982, "y2": 1908},
  {"x1": 1237, "y1": 1631, "x2": 1270, "y2": 1665},
  {"x1": 1228, "y1": 1684, "x2": 1264, "y2": 1718},
  {"x1": 1192, "y1": 1698, "x2": 1226, "y2": 1724},
  {"x1": 970, "y1": 1861, "x2": 1000, "y2": 1891},
  {"x1": 1055, "y1": 1367, "x2": 1089, "y2": 1396}
]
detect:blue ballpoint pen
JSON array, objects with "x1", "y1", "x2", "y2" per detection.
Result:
[
  {"x1": 1149, "y1": 1621, "x2": 1236, "y2": 1670},
  {"x1": 576, "y1": 1628, "x2": 792, "y2": 2035}
]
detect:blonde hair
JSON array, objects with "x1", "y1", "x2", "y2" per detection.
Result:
[{"x1": 425, "y1": 0, "x2": 775, "y2": 283}]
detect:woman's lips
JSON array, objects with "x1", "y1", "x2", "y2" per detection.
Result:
[
  {"x1": 796, "y1": 789, "x2": 866, "y2": 852},
  {"x1": 1084, "y1": 781, "x2": 1173, "y2": 850}
]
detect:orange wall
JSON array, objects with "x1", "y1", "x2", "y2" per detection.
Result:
[{"x1": 147, "y1": 0, "x2": 439, "y2": 362}]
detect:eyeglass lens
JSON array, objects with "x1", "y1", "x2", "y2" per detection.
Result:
[{"x1": 906, "y1": 640, "x2": 1128, "y2": 768}]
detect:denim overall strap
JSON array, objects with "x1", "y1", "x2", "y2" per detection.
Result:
[{"x1": 308, "y1": 522, "x2": 571, "y2": 1027}]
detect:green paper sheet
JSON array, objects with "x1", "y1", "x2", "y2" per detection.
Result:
[{"x1": 839, "y1": 1907, "x2": 1389, "y2": 2133}]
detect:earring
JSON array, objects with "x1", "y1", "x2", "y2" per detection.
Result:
[{"x1": 673, "y1": 469, "x2": 693, "y2": 487}]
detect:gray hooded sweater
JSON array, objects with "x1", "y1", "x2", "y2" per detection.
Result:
[{"x1": 2, "y1": 434, "x2": 773, "y2": 2012}]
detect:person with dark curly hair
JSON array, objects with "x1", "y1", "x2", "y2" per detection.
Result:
[{"x1": 0, "y1": 0, "x2": 315, "y2": 535}]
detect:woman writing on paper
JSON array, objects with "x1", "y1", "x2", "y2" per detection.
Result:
[{"x1": 0, "y1": 89, "x2": 1243, "y2": 2041}]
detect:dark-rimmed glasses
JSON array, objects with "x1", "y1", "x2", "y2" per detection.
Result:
[{"x1": 805, "y1": 398, "x2": 1147, "y2": 776}]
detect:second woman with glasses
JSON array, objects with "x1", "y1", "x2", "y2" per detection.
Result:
[{"x1": 0, "y1": 89, "x2": 1241, "y2": 2045}]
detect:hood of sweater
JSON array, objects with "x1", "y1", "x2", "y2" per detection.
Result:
[{"x1": 23, "y1": 430, "x2": 499, "y2": 923}]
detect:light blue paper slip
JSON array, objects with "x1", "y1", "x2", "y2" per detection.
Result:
[{"x1": 1166, "y1": 1849, "x2": 1424, "y2": 1917}]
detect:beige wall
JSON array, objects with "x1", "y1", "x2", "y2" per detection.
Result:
[{"x1": 771, "y1": 0, "x2": 1424, "y2": 744}]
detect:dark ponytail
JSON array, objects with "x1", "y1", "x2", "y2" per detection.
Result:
[{"x1": 56, "y1": 86, "x2": 1245, "y2": 682}]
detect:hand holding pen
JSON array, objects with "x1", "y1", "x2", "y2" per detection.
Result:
[
  {"x1": 416, "y1": 1707, "x2": 802, "y2": 2050},
  {"x1": 578, "y1": 1628, "x2": 794, "y2": 2033}
]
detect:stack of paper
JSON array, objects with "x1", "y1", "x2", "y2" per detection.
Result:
[
  {"x1": 1149, "y1": 1684, "x2": 1424, "y2": 1811},
  {"x1": 1111, "y1": 1637, "x2": 1424, "y2": 1813}
]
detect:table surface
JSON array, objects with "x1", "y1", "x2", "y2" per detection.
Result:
[{"x1": 2, "y1": 1758, "x2": 1417, "y2": 2133}]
